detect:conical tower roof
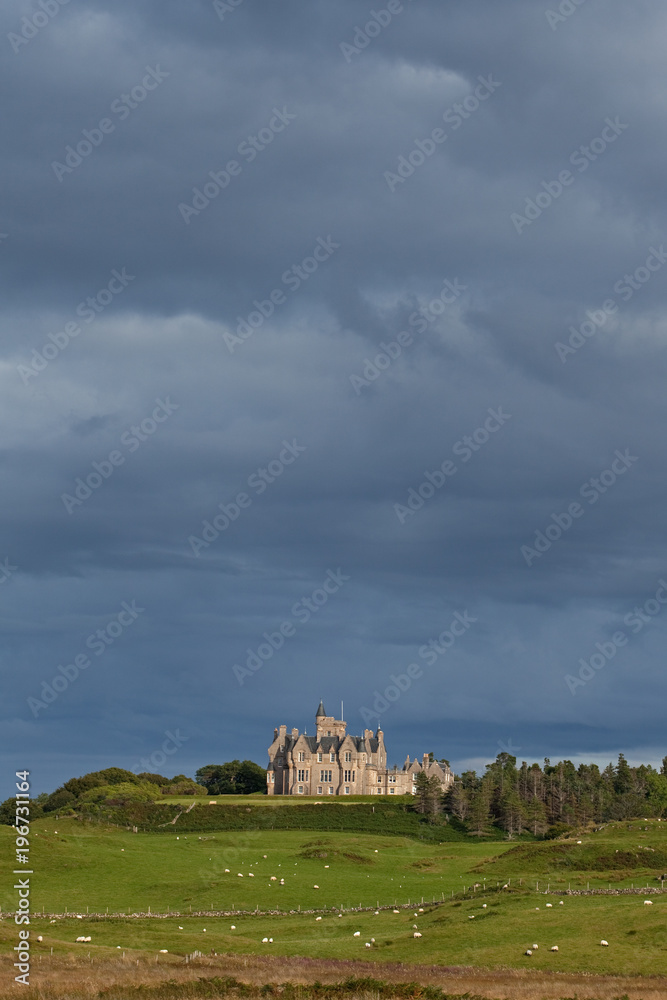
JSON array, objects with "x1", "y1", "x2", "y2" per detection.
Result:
[{"x1": 316, "y1": 699, "x2": 326, "y2": 717}]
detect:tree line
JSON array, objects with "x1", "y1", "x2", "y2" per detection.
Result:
[{"x1": 414, "y1": 752, "x2": 667, "y2": 837}]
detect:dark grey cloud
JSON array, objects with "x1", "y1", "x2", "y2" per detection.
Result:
[{"x1": 2, "y1": 0, "x2": 667, "y2": 798}]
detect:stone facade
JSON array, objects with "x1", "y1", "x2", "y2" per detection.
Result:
[{"x1": 266, "y1": 700, "x2": 453, "y2": 796}]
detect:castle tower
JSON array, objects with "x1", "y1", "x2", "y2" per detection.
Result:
[{"x1": 315, "y1": 699, "x2": 347, "y2": 740}]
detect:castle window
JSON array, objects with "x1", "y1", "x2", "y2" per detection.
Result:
[
  {"x1": 298, "y1": 752, "x2": 305, "y2": 762},
  {"x1": 389, "y1": 788, "x2": 395, "y2": 794},
  {"x1": 298, "y1": 769, "x2": 307, "y2": 782},
  {"x1": 270, "y1": 774, "x2": 274, "y2": 782},
  {"x1": 389, "y1": 775, "x2": 396, "y2": 783},
  {"x1": 298, "y1": 786, "x2": 303, "y2": 793},
  {"x1": 317, "y1": 752, "x2": 323, "y2": 762},
  {"x1": 328, "y1": 787, "x2": 334, "y2": 794},
  {"x1": 344, "y1": 751, "x2": 352, "y2": 762},
  {"x1": 344, "y1": 786, "x2": 350, "y2": 794},
  {"x1": 329, "y1": 752, "x2": 336, "y2": 762},
  {"x1": 320, "y1": 770, "x2": 332, "y2": 782},
  {"x1": 344, "y1": 769, "x2": 352, "y2": 782},
  {"x1": 352, "y1": 771, "x2": 355, "y2": 781},
  {"x1": 377, "y1": 776, "x2": 382, "y2": 782},
  {"x1": 317, "y1": 786, "x2": 322, "y2": 794}
]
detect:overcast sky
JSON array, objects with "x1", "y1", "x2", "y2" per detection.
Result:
[{"x1": 2, "y1": 0, "x2": 667, "y2": 798}]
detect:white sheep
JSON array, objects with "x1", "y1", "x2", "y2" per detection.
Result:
[
  {"x1": 230, "y1": 925, "x2": 236, "y2": 930},
  {"x1": 468, "y1": 915, "x2": 475, "y2": 919},
  {"x1": 225, "y1": 869, "x2": 230, "y2": 873},
  {"x1": 644, "y1": 900, "x2": 653, "y2": 905},
  {"x1": 418, "y1": 908, "x2": 423, "y2": 912},
  {"x1": 393, "y1": 909, "x2": 400, "y2": 914},
  {"x1": 159, "y1": 949, "x2": 168, "y2": 953},
  {"x1": 524, "y1": 949, "x2": 532, "y2": 956},
  {"x1": 374, "y1": 910, "x2": 379, "y2": 915},
  {"x1": 532, "y1": 943, "x2": 538, "y2": 949},
  {"x1": 482, "y1": 904, "x2": 487, "y2": 908},
  {"x1": 237, "y1": 873, "x2": 243, "y2": 877},
  {"x1": 36, "y1": 936, "x2": 43, "y2": 943},
  {"x1": 413, "y1": 924, "x2": 418, "y2": 929},
  {"x1": 413, "y1": 932, "x2": 422, "y2": 938},
  {"x1": 550, "y1": 945, "x2": 559, "y2": 952},
  {"x1": 365, "y1": 942, "x2": 371, "y2": 948},
  {"x1": 248, "y1": 873, "x2": 254, "y2": 877},
  {"x1": 262, "y1": 937, "x2": 269, "y2": 943},
  {"x1": 559, "y1": 900, "x2": 564, "y2": 905},
  {"x1": 600, "y1": 940, "x2": 608, "y2": 946},
  {"x1": 353, "y1": 931, "x2": 361, "y2": 937},
  {"x1": 269, "y1": 938, "x2": 273, "y2": 943},
  {"x1": 313, "y1": 885, "x2": 319, "y2": 889},
  {"x1": 315, "y1": 916, "x2": 322, "y2": 921},
  {"x1": 546, "y1": 902, "x2": 552, "y2": 907},
  {"x1": 338, "y1": 914, "x2": 342, "y2": 917}
]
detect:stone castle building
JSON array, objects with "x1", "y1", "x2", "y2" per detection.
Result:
[{"x1": 266, "y1": 700, "x2": 453, "y2": 796}]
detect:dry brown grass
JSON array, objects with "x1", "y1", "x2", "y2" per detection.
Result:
[{"x1": 1, "y1": 952, "x2": 665, "y2": 1000}]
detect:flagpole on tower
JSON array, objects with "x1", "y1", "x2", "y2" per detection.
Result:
[{"x1": 341, "y1": 700, "x2": 344, "y2": 720}]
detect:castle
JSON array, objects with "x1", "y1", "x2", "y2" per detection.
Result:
[{"x1": 266, "y1": 700, "x2": 453, "y2": 796}]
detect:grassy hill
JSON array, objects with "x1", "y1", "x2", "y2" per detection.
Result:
[{"x1": 3, "y1": 814, "x2": 667, "y2": 978}]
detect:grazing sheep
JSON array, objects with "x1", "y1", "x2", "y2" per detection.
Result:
[
  {"x1": 178, "y1": 927, "x2": 183, "y2": 930},
  {"x1": 532, "y1": 944, "x2": 538, "y2": 950},
  {"x1": 36, "y1": 936, "x2": 43, "y2": 943},
  {"x1": 353, "y1": 931, "x2": 361, "y2": 937},
  {"x1": 559, "y1": 900, "x2": 564, "y2": 905},
  {"x1": 315, "y1": 916, "x2": 322, "y2": 921},
  {"x1": 237, "y1": 873, "x2": 243, "y2": 877},
  {"x1": 600, "y1": 940, "x2": 608, "y2": 946},
  {"x1": 546, "y1": 903, "x2": 553, "y2": 908},
  {"x1": 262, "y1": 937, "x2": 269, "y2": 943},
  {"x1": 418, "y1": 907, "x2": 423, "y2": 912},
  {"x1": 644, "y1": 900, "x2": 653, "y2": 905},
  {"x1": 468, "y1": 915, "x2": 475, "y2": 920},
  {"x1": 374, "y1": 910, "x2": 379, "y2": 915},
  {"x1": 393, "y1": 909, "x2": 400, "y2": 914},
  {"x1": 550, "y1": 945, "x2": 559, "y2": 952},
  {"x1": 365, "y1": 942, "x2": 371, "y2": 948},
  {"x1": 324, "y1": 865, "x2": 329, "y2": 868},
  {"x1": 313, "y1": 885, "x2": 319, "y2": 889},
  {"x1": 524, "y1": 949, "x2": 532, "y2": 956},
  {"x1": 535, "y1": 907, "x2": 540, "y2": 910},
  {"x1": 230, "y1": 925, "x2": 236, "y2": 930},
  {"x1": 269, "y1": 938, "x2": 273, "y2": 943},
  {"x1": 482, "y1": 904, "x2": 487, "y2": 908},
  {"x1": 76, "y1": 937, "x2": 84, "y2": 943},
  {"x1": 413, "y1": 932, "x2": 422, "y2": 938},
  {"x1": 338, "y1": 914, "x2": 342, "y2": 917},
  {"x1": 225, "y1": 869, "x2": 230, "y2": 873},
  {"x1": 203, "y1": 929, "x2": 206, "y2": 932},
  {"x1": 159, "y1": 949, "x2": 168, "y2": 953},
  {"x1": 248, "y1": 873, "x2": 254, "y2": 877}
]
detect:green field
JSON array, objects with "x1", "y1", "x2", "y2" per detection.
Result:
[{"x1": 2, "y1": 814, "x2": 667, "y2": 977}]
